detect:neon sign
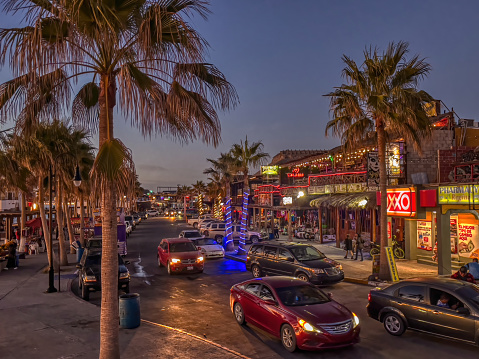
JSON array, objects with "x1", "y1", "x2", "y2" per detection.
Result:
[
  {"x1": 287, "y1": 168, "x2": 304, "y2": 178},
  {"x1": 383, "y1": 188, "x2": 417, "y2": 217},
  {"x1": 283, "y1": 197, "x2": 293, "y2": 205}
]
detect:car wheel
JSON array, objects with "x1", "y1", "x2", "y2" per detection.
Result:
[
  {"x1": 167, "y1": 262, "x2": 173, "y2": 275},
  {"x1": 281, "y1": 324, "x2": 297, "y2": 352},
  {"x1": 252, "y1": 264, "x2": 262, "y2": 278},
  {"x1": 158, "y1": 255, "x2": 163, "y2": 267},
  {"x1": 234, "y1": 302, "x2": 246, "y2": 325},
  {"x1": 297, "y1": 273, "x2": 309, "y2": 282},
  {"x1": 250, "y1": 236, "x2": 259, "y2": 243},
  {"x1": 383, "y1": 313, "x2": 406, "y2": 336},
  {"x1": 215, "y1": 235, "x2": 223, "y2": 245},
  {"x1": 81, "y1": 283, "x2": 89, "y2": 301},
  {"x1": 193, "y1": 223, "x2": 198, "y2": 228}
]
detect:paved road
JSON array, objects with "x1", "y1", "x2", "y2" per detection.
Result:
[{"x1": 73, "y1": 217, "x2": 478, "y2": 359}]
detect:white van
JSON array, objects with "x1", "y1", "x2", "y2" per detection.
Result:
[{"x1": 188, "y1": 214, "x2": 213, "y2": 228}]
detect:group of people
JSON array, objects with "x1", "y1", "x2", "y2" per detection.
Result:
[
  {"x1": 450, "y1": 258, "x2": 478, "y2": 284},
  {"x1": 343, "y1": 233, "x2": 365, "y2": 261}
]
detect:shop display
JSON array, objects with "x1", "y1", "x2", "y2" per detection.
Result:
[{"x1": 417, "y1": 221, "x2": 432, "y2": 251}]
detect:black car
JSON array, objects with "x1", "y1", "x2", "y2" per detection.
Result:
[
  {"x1": 246, "y1": 241, "x2": 344, "y2": 285},
  {"x1": 125, "y1": 215, "x2": 136, "y2": 229},
  {"x1": 367, "y1": 277, "x2": 479, "y2": 345},
  {"x1": 77, "y1": 249, "x2": 130, "y2": 301}
]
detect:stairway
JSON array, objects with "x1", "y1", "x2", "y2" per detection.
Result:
[{"x1": 416, "y1": 254, "x2": 465, "y2": 271}]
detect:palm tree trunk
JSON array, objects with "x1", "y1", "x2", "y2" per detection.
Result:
[
  {"x1": 64, "y1": 199, "x2": 75, "y2": 250},
  {"x1": 56, "y1": 179, "x2": 68, "y2": 266},
  {"x1": 38, "y1": 176, "x2": 52, "y2": 266},
  {"x1": 79, "y1": 191, "x2": 85, "y2": 247},
  {"x1": 99, "y1": 74, "x2": 120, "y2": 359},
  {"x1": 377, "y1": 122, "x2": 391, "y2": 280},
  {"x1": 19, "y1": 191, "x2": 26, "y2": 254}
]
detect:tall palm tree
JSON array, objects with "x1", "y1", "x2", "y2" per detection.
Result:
[
  {"x1": 230, "y1": 137, "x2": 269, "y2": 254},
  {"x1": 325, "y1": 42, "x2": 433, "y2": 279},
  {"x1": 192, "y1": 180, "x2": 206, "y2": 214},
  {"x1": 0, "y1": 2, "x2": 237, "y2": 357}
]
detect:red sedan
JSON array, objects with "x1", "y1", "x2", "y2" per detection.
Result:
[
  {"x1": 157, "y1": 238, "x2": 204, "y2": 274},
  {"x1": 230, "y1": 276, "x2": 360, "y2": 352}
]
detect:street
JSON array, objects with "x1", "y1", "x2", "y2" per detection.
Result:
[{"x1": 73, "y1": 217, "x2": 479, "y2": 358}]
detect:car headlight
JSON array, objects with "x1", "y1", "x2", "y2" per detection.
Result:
[
  {"x1": 197, "y1": 256, "x2": 204, "y2": 262},
  {"x1": 85, "y1": 275, "x2": 97, "y2": 282},
  {"x1": 171, "y1": 258, "x2": 181, "y2": 264},
  {"x1": 298, "y1": 319, "x2": 322, "y2": 333},
  {"x1": 352, "y1": 313, "x2": 360, "y2": 328},
  {"x1": 119, "y1": 271, "x2": 130, "y2": 280},
  {"x1": 313, "y1": 268, "x2": 325, "y2": 274},
  {"x1": 337, "y1": 264, "x2": 343, "y2": 270}
]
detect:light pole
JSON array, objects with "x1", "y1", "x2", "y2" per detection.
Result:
[{"x1": 46, "y1": 159, "x2": 82, "y2": 294}]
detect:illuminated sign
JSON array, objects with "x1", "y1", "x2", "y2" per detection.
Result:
[
  {"x1": 438, "y1": 185, "x2": 479, "y2": 204},
  {"x1": 283, "y1": 196, "x2": 293, "y2": 205},
  {"x1": 378, "y1": 188, "x2": 417, "y2": 217},
  {"x1": 287, "y1": 168, "x2": 304, "y2": 178},
  {"x1": 261, "y1": 165, "x2": 279, "y2": 175}
]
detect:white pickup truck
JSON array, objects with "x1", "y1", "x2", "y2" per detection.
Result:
[{"x1": 188, "y1": 214, "x2": 213, "y2": 228}]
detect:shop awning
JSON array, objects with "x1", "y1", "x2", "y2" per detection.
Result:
[
  {"x1": 310, "y1": 192, "x2": 377, "y2": 210},
  {"x1": 25, "y1": 217, "x2": 42, "y2": 230}
]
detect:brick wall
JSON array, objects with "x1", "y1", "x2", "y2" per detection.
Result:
[{"x1": 438, "y1": 146, "x2": 476, "y2": 182}]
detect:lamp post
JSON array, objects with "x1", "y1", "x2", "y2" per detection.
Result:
[{"x1": 46, "y1": 159, "x2": 82, "y2": 294}]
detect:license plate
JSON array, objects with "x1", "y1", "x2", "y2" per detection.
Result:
[{"x1": 187, "y1": 266, "x2": 194, "y2": 270}]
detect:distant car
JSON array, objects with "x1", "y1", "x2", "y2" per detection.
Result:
[
  {"x1": 367, "y1": 277, "x2": 479, "y2": 344},
  {"x1": 77, "y1": 249, "x2": 130, "y2": 301},
  {"x1": 191, "y1": 238, "x2": 225, "y2": 259},
  {"x1": 147, "y1": 210, "x2": 158, "y2": 217},
  {"x1": 139, "y1": 212, "x2": 148, "y2": 220},
  {"x1": 230, "y1": 277, "x2": 360, "y2": 352},
  {"x1": 206, "y1": 223, "x2": 265, "y2": 245},
  {"x1": 246, "y1": 242, "x2": 344, "y2": 285},
  {"x1": 125, "y1": 216, "x2": 136, "y2": 229},
  {"x1": 133, "y1": 214, "x2": 140, "y2": 224},
  {"x1": 125, "y1": 221, "x2": 132, "y2": 236},
  {"x1": 188, "y1": 214, "x2": 213, "y2": 228},
  {"x1": 85, "y1": 238, "x2": 102, "y2": 249},
  {"x1": 178, "y1": 230, "x2": 204, "y2": 240},
  {"x1": 157, "y1": 238, "x2": 204, "y2": 275}
]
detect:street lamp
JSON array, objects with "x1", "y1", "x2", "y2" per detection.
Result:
[{"x1": 46, "y1": 158, "x2": 82, "y2": 294}]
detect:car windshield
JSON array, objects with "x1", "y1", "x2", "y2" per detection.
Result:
[
  {"x1": 195, "y1": 238, "x2": 217, "y2": 246},
  {"x1": 183, "y1": 231, "x2": 202, "y2": 238},
  {"x1": 85, "y1": 254, "x2": 124, "y2": 266},
  {"x1": 457, "y1": 285, "x2": 479, "y2": 310},
  {"x1": 170, "y1": 242, "x2": 197, "y2": 252},
  {"x1": 290, "y1": 246, "x2": 326, "y2": 261},
  {"x1": 276, "y1": 285, "x2": 331, "y2": 306},
  {"x1": 88, "y1": 240, "x2": 102, "y2": 248}
]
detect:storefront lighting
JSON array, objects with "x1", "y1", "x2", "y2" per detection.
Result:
[
  {"x1": 297, "y1": 191, "x2": 305, "y2": 198},
  {"x1": 358, "y1": 199, "x2": 368, "y2": 207}
]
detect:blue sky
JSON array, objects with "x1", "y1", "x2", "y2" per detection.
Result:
[{"x1": 1, "y1": 1, "x2": 479, "y2": 190}]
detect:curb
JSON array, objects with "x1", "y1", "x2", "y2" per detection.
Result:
[
  {"x1": 224, "y1": 254, "x2": 246, "y2": 263},
  {"x1": 343, "y1": 277, "x2": 370, "y2": 285}
]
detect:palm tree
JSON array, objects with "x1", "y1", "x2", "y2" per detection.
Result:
[
  {"x1": 325, "y1": 42, "x2": 433, "y2": 279},
  {"x1": 229, "y1": 137, "x2": 269, "y2": 254},
  {"x1": 192, "y1": 180, "x2": 207, "y2": 214},
  {"x1": 0, "y1": 2, "x2": 237, "y2": 356}
]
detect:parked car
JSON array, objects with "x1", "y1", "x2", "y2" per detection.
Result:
[
  {"x1": 157, "y1": 238, "x2": 204, "y2": 275},
  {"x1": 132, "y1": 214, "x2": 141, "y2": 224},
  {"x1": 147, "y1": 209, "x2": 158, "y2": 217},
  {"x1": 77, "y1": 249, "x2": 130, "y2": 301},
  {"x1": 125, "y1": 221, "x2": 132, "y2": 236},
  {"x1": 202, "y1": 221, "x2": 225, "y2": 237},
  {"x1": 139, "y1": 212, "x2": 148, "y2": 220},
  {"x1": 367, "y1": 277, "x2": 479, "y2": 344},
  {"x1": 85, "y1": 238, "x2": 102, "y2": 249},
  {"x1": 190, "y1": 238, "x2": 225, "y2": 259},
  {"x1": 125, "y1": 216, "x2": 136, "y2": 229},
  {"x1": 246, "y1": 241, "x2": 344, "y2": 285},
  {"x1": 198, "y1": 219, "x2": 222, "y2": 233},
  {"x1": 188, "y1": 214, "x2": 213, "y2": 228},
  {"x1": 230, "y1": 276, "x2": 360, "y2": 352},
  {"x1": 178, "y1": 229, "x2": 204, "y2": 240}
]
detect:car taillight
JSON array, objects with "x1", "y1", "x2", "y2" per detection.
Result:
[{"x1": 368, "y1": 292, "x2": 371, "y2": 302}]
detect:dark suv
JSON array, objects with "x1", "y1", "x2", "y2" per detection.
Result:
[
  {"x1": 77, "y1": 249, "x2": 130, "y2": 301},
  {"x1": 246, "y1": 241, "x2": 344, "y2": 285}
]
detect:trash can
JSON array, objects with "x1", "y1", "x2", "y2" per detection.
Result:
[
  {"x1": 269, "y1": 233, "x2": 274, "y2": 240},
  {"x1": 76, "y1": 247, "x2": 84, "y2": 262},
  {"x1": 119, "y1": 293, "x2": 140, "y2": 329}
]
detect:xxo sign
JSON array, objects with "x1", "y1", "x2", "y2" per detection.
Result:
[{"x1": 386, "y1": 188, "x2": 416, "y2": 217}]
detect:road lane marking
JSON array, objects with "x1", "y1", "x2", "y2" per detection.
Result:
[{"x1": 141, "y1": 319, "x2": 252, "y2": 359}]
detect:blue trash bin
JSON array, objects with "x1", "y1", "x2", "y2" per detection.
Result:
[
  {"x1": 269, "y1": 233, "x2": 274, "y2": 240},
  {"x1": 119, "y1": 293, "x2": 140, "y2": 329},
  {"x1": 76, "y1": 247, "x2": 84, "y2": 263}
]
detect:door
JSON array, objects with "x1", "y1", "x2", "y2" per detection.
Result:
[
  {"x1": 273, "y1": 248, "x2": 297, "y2": 276},
  {"x1": 158, "y1": 241, "x2": 169, "y2": 266},
  {"x1": 426, "y1": 287, "x2": 476, "y2": 342},
  {"x1": 393, "y1": 285, "x2": 429, "y2": 330},
  {"x1": 254, "y1": 284, "x2": 284, "y2": 336},
  {"x1": 241, "y1": 282, "x2": 263, "y2": 326},
  {"x1": 260, "y1": 246, "x2": 279, "y2": 275}
]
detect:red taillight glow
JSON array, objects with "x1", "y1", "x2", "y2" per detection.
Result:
[{"x1": 368, "y1": 292, "x2": 371, "y2": 302}]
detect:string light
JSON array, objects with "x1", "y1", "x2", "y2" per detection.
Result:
[
  {"x1": 238, "y1": 189, "x2": 249, "y2": 253},
  {"x1": 224, "y1": 197, "x2": 234, "y2": 249}
]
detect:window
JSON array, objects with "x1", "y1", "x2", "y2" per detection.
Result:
[
  {"x1": 431, "y1": 288, "x2": 463, "y2": 310},
  {"x1": 219, "y1": 224, "x2": 225, "y2": 229},
  {"x1": 278, "y1": 248, "x2": 294, "y2": 261},
  {"x1": 259, "y1": 286, "x2": 275, "y2": 301},
  {"x1": 249, "y1": 245, "x2": 263, "y2": 255},
  {"x1": 397, "y1": 285, "x2": 426, "y2": 302},
  {"x1": 245, "y1": 283, "x2": 262, "y2": 296},
  {"x1": 264, "y1": 246, "x2": 277, "y2": 259}
]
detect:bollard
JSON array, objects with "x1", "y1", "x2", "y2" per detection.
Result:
[{"x1": 119, "y1": 293, "x2": 140, "y2": 329}]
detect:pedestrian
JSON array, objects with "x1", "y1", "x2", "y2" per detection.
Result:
[
  {"x1": 451, "y1": 266, "x2": 476, "y2": 284},
  {"x1": 354, "y1": 233, "x2": 364, "y2": 261},
  {"x1": 343, "y1": 234, "x2": 353, "y2": 259},
  {"x1": 5, "y1": 241, "x2": 17, "y2": 270},
  {"x1": 274, "y1": 225, "x2": 279, "y2": 239},
  {"x1": 352, "y1": 234, "x2": 357, "y2": 255},
  {"x1": 466, "y1": 258, "x2": 479, "y2": 280}
]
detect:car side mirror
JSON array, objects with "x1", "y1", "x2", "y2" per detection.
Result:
[
  {"x1": 456, "y1": 307, "x2": 469, "y2": 316},
  {"x1": 263, "y1": 299, "x2": 277, "y2": 306},
  {"x1": 124, "y1": 260, "x2": 130, "y2": 265},
  {"x1": 327, "y1": 292, "x2": 333, "y2": 299}
]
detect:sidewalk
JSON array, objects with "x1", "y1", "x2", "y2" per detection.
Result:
[
  {"x1": 225, "y1": 234, "x2": 438, "y2": 285},
  {"x1": 0, "y1": 249, "x2": 242, "y2": 359}
]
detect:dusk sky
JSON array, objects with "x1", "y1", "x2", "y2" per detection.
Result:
[{"x1": 1, "y1": 1, "x2": 479, "y2": 191}]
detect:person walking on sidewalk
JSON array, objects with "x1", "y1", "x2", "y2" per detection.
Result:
[
  {"x1": 344, "y1": 234, "x2": 354, "y2": 259},
  {"x1": 354, "y1": 233, "x2": 364, "y2": 261}
]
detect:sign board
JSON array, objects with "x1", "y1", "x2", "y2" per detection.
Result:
[
  {"x1": 282, "y1": 196, "x2": 292, "y2": 205},
  {"x1": 378, "y1": 187, "x2": 417, "y2": 217},
  {"x1": 438, "y1": 185, "x2": 479, "y2": 204},
  {"x1": 287, "y1": 168, "x2": 304, "y2": 178},
  {"x1": 458, "y1": 223, "x2": 479, "y2": 255},
  {"x1": 417, "y1": 221, "x2": 432, "y2": 251},
  {"x1": 367, "y1": 152, "x2": 380, "y2": 188},
  {"x1": 385, "y1": 246, "x2": 400, "y2": 282},
  {"x1": 261, "y1": 165, "x2": 279, "y2": 176}
]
